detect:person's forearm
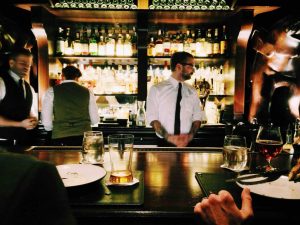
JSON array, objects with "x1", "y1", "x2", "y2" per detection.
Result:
[
  {"x1": 0, "y1": 116, "x2": 21, "y2": 127},
  {"x1": 188, "y1": 121, "x2": 201, "y2": 140},
  {"x1": 151, "y1": 120, "x2": 169, "y2": 140}
]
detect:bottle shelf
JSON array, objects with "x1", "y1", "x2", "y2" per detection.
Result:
[
  {"x1": 52, "y1": 56, "x2": 138, "y2": 65},
  {"x1": 94, "y1": 93, "x2": 137, "y2": 96}
]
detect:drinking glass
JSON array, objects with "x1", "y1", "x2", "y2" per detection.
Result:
[
  {"x1": 82, "y1": 131, "x2": 104, "y2": 164},
  {"x1": 221, "y1": 135, "x2": 248, "y2": 172},
  {"x1": 108, "y1": 134, "x2": 134, "y2": 184},
  {"x1": 255, "y1": 125, "x2": 283, "y2": 172}
]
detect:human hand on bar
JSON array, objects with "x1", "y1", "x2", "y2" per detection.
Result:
[
  {"x1": 167, "y1": 134, "x2": 191, "y2": 147},
  {"x1": 194, "y1": 188, "x2": 254, "y2": 225},
  {"x1": 288, "y1": 157, "x2": 300, "y2": 181},
  {"x1": 21, "y1": 117, "x2": 38, "y2": 130}
]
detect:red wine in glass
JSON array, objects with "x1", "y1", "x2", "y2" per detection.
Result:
[{"x1": 255, "y1": 126, "x2": 283, "y2": 172}]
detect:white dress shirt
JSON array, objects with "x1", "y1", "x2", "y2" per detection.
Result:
[
  {"x1": 146, "y1": 76, "x2": 205, "y2": 136},
  {"x1": 0, "y1": 70, "x2": 38, "y2": 118},
  {"x1": 41, "y1": 80, "x2": 99, "y2": 131}
]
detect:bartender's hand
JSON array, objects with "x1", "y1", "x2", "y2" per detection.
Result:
[
  {"x1": 194, "y1": 188, "x2": 253, "y2": 225},
  {"x1": 167, "y1": 134, "x2": 192, "y2": 147},
  {"x1": 21, "y1": 117, "x2": 38, "y2": 130}
]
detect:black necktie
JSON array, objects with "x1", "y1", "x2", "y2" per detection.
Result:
[
  {"x1": 174, "y1": 82, "x2": 182, "y2": 135},
  {"x1": 18, "y1": 79, "x2": 25, "y2": 98}
]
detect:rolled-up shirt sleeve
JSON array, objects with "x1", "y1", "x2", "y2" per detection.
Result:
[
  {"x1": 89, "y1": 90, "x2": 99, "y2": 125},
  {"x1": 41, "y1": 88, "x2": 54, "y2": 131},
  {"x1": 146, "y1": 86, "x2": 159, "y2": 126}
]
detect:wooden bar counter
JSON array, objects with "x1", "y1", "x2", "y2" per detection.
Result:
[{"x1": 16, "y1": 147, "x2": 300, "y2": 225}]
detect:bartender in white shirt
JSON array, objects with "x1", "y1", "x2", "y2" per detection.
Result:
[
  {"x1": 146, "y1": 51, "x2": 206, "y2": 147},
  {"x1": 0, "y1": 48, "x2": 38, "y2": 145}
]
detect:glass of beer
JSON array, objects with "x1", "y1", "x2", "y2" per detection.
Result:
[
  {"x1": 256, "y1": 125, "x2": 283, "y2": 172},
  {"x1": 82, "y1": 131, "x2": 104, "y2": 164},
  {"x1": 221, "y1": 135, "x2": 248, "y2": 172},
  {"x1": 108, "y1": 134, "x2": 134, "y2": 184}
]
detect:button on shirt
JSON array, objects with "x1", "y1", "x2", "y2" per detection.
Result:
[
  {"x1": 0, "y1": 70, "x2": 38, "y2": 118},
  {"x1": 41, "y1": 80, "x2": 99, "y2": 131},
  {"x1": 146, "y1": 76, "x2": 206, "y2": 136}
]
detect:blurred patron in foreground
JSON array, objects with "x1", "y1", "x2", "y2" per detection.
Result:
[{"x1": 0, "y1": 151, "x2": 76, "y2": 225}]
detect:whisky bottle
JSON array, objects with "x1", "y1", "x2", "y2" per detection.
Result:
[
  {"x1": 220, "y1": 25, "x2": 228, "y2": 56},
  {"x1": 155, "y1": 29, "x2": 164, "y2": 56},
  {"x1": 89, "y1": 27, "x2": 98, "y2": 55},
  {"x1": 123, "y1": 32, "x2": 133, "y2": 56},
  {"x1": 195, "y1": 28, "x2": 206, "y2": 57},
  {"x1": 80, "y1": 26, "x2": 89, "y2": 55},
  {"x1": 116, "y1": 33, "x2": 124, "y2": 56},
  {"x1": 64, "y1": 27, "x2": 74, "y2": 55},
  {"x1": 106, "y1": 31, "x2": 115, "y2": 56},
  {"x1": 73, "y1": 31, "x2": 82, "y2": 55},
  {"x1": 205, "y1": 28, "x2": 213, "y2": 57},
  {"x1": 147, "y1": 36, "x2": 156, "y2": 57},
  {"x1": 163, "y1": 30, "x2": 171, "y2": 56},
  {"x1": 212, "y1": 28, "x2": 220, "y2": 56}
]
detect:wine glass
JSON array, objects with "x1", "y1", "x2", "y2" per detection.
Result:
[
  {"x1": 221, "y1": 135, "x2": 248, "y2": 173},
  {"x1": 255, "y1": 125, "x2": 283, "y2": 172}
]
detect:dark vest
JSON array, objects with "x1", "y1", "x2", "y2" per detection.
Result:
[
  {"x1": 0, "y1": 72, "x2": 33, "y2": 121},
  {"x1": 52, "y1": 82, "x2": 91, "y2": 139}
]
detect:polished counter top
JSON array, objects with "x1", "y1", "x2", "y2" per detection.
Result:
[{"x1": 20, "y1": 146, "x2": 300, "y2": 225}]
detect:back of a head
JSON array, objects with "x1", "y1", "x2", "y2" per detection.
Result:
[
  {"x1": 170, "y1": 51, "x2": 193, "y2": 71},
  {"x1": 62, "y1": 65, "x2": 82, "y2": 80}
]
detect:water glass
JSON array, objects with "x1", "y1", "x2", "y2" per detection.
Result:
[
  {"x1": 221, "y1": 135, "x2": 248, "y2": 172},
  {"x1": 82, "y1": 131, "x2": 104, "y2": 164}
]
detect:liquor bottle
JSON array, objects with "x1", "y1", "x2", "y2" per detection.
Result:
[
  {"x1": 212, "y1": 28, "x2": 220, "y2": 56},
  {"x1": 97, "y1": 34, "x2": 106, "y2": 56},
  {"x1": 56, "y1": 27, "x2": 65, "y2": 55},
  {"x1": 176, "y1": 32, "x2": 184, "y2": 52},
  {"x1": 115, "y1": 33, "x2": 124, "y2": 56},
  {"x1": 155, "y1": 29, "x2": 164, "y2": 56},
  {"x1": 220, "y1": 25, "x2": 228, "y2": 56},
  {"x1": 205, "y1": 28, "x2": 213, "y2": 57},
  {"x1": 80, "y1": 26, "x2": 89, "y2": 55},
  {"x1": 183, "y1": 30, "x2": 191, "y2": 54},
  {"x1": 64, "y1": 27, "x2": 74, "y2": 55},
  {"x1": 73, "y1": 31, "x2": 82, "y2": 55},
  {"x1": 190, "y1": 30, "x2": 196, "y2": 56},
  {"x1": 131, "y1": 26, "x2": 137, "y2": 56},
  {"x1": 89, "y1": 27, "x2": 98, "y2": 55},
  {"x1": 123, "y1": 32, "x2": 133, "y2": 56},
  {"x1": 170, "y1": 34, "x2": 178, "y2": 55},
  {"x1": 147, "y1": 36, "x2": 156, "y2": 57},
  {"x1": 106, "y1": 30, "x2": 115, "y2": 56},
  {"x1": 163, "y1": 30, "x2": 171, "y2": 56},
  {"x1": 195, "y1": 28, "x2": 207, "y2": 57}
]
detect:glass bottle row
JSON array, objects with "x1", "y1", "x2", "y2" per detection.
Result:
[
  {"x1": 147, "y1": 61, "x2": 234, "y2": 95},
  {"x1": 55, "y1": 24, "x2": 137, "y2": 57},
  {"x1": 147, "y1": 25, "x2": 229, "y2": 57}
]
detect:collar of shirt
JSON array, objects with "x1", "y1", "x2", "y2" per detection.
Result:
[
  {"x1": 61, "y1": 80, "x2": 77, "y2": 84},
  {"x1": 168, "y1": 76, "x2": 181, "y2": 89},
  {"x1": 8, "y1": 70, "x2": 23, "y2": 84}
]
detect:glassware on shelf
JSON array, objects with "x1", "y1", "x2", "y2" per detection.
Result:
[{"x1": 136, "y1": 101, "x2": 146, "y2": 127}]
